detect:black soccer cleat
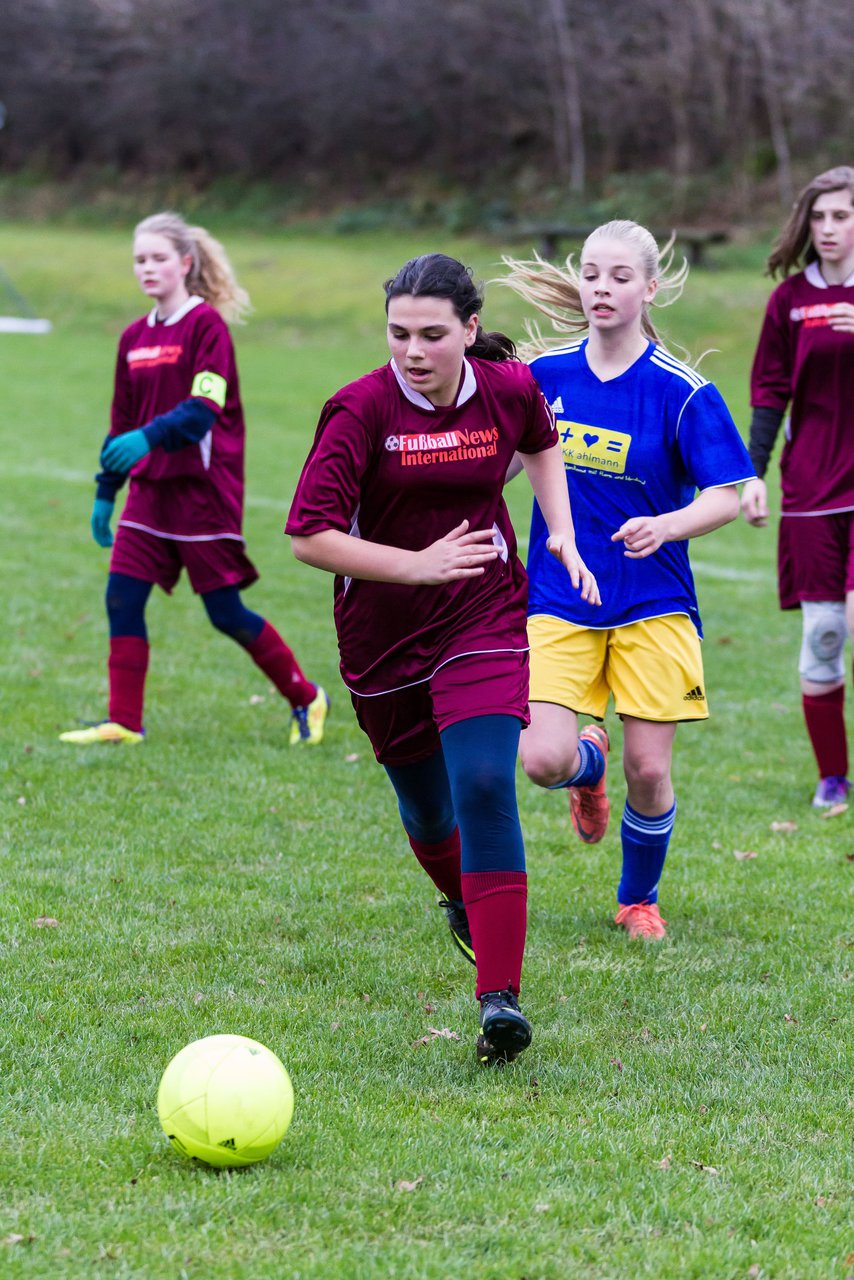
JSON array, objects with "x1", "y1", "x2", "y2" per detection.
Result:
[
  {"x1": 476, "y1": 988, "x2": 532, "y2": 1066},
  {"x1": 437, "y1": 896, "x2": 476, "y2": 966}
]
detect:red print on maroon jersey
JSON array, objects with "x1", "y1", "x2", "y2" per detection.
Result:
[
  {"x1": 126, "y1": 343, "x2": 183, "y2": 369},
  {"x1": 385, "y1": 425, "x2": 500, "y2": 466},
  {"x1": 788, "y1": 303, "x2": 833, "y2": 328}
]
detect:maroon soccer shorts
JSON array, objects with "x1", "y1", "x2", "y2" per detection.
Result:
[
  {"x1": 352, "y1": 650, "x2": 530, "y2": 766},
  {"x1": 777, "y1": 511, "x2": 854, "y2": 609},
  {"x1": 110, "y1": 524, "x2": 259, "y2": 595}
]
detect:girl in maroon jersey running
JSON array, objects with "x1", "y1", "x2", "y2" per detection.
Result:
[
  {"x1": 287, "y1": 253, "x2": 599, "y2": 1065},
  {"x1": 741, "y1": 167, "x2": 854, "y2": 808},
  {"x1": 60, "y1": 211, "x2": 328, "y2": 747}
]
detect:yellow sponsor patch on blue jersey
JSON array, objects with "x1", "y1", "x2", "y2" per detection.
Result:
[
  {"x1": 558, "y1": 421, "x2": 630, "y2": 474},
  {"x1": 191, "y1": 370, "x2": 227, "y2": 407}
]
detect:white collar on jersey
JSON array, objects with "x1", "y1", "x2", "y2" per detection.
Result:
[
  {"x1": 804, "y1": 261, "x2": 854, "y2": 289},
  {"x1": 389, "y1": 356, "x2": 477, "y2": 410},
  {"x1": 146, "y1": 294, "x2": 205, "y2": 327}
]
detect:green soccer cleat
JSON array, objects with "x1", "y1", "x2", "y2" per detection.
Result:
[
  {"x1": 437, "y1": 896, "x2": 476, "y2": 966},
  {"x1": 289, "y1": 686, "x2": 330, "y2": 746},
  {"x1": 59, "y1": 721, "x2": 144, "y2": 745},
  {"x1": 476, "y1": 989, "x2": 532, "y2": 1067}
]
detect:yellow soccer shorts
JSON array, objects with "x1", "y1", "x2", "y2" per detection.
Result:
[{"x1": 528, "y1": 613, "x2": 708, "y2": 722}]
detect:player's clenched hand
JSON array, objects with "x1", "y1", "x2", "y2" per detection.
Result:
[
  {"x1": 100, "y1": 428, "x2": 150, "y2": 473},
  {"x1": 612, "y1": 515, "x2": 666, "y2": 558},
  {"x1": 740, "y1": 477, "x2": 768, "y2": 527},
  {"x1": 827, "y1": 301, "x2": 854, "y2": 333},
  {"x1": 413, "y1": 519, "x2": 499, "y2": 584},
  {"x1": 546, "y1": 535, "x2": 601, "y2": 605}
]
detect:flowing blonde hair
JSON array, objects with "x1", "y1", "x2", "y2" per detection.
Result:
[
  {"x1": 134, "y1": 212, "x2": 251, "y2": 324},
  {"x1": 500, "y1": 220, "x2": 688, "y2": 359}
]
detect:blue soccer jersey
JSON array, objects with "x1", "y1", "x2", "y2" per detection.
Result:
[{"x1": 526, "y1": 339, "x2": 754, "y2": 637}]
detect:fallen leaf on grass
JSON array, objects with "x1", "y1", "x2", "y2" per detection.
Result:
[
  {"x1": 412, "y1": 1027, "x2": 461, "y2": 1047},
  {"x1": 747, "y1": 1266, "x2": 761, "y2": 1279},
  {"x1": 783, "y1": 1013, "x2": 799, "y2": 1024},
  {"x1": 33, "y1": 917, "x2": 59, "y2": 928},
  {"x1": 2, "y1": 1235, "x2": 35, "y2": 1246},
  {"x1": 534, "y1": 1203, "x2": 550, "y2": 1213},
  {"x1": 394, "y1": 1177, "x2": 423, "y2": 1192},
  {"x1": 821, "y1": 803, "x2": 848, "y2": 819},
  {"x1": 423, "y1": 1002, "x2": 436, "y2": 1013},
  {"x1": 193, "y1": 992, "x2": 204, "y2": 1005},
  {"x1": 658, "y1": 1154, "x2": 672, "y2": 1170},
  {"x1": 691, "y1": 1160, "x2": 718, "y2": 1175},
  {"x1": 345, "y1": 753, "x2": 360, "y2": 763},
  {"x1": 248, "y1": 695, "x2": 266, "y2": 705},
  {"x1": 698, "y1": 1104, "x2": 708, "y2": 1114},
  {"x1": 814, "y1": 1195, "x2": 827, "y2": 1207},
  {"x1": 17, "y1": 797, "x2": 26, "y2": 806},
  {"x1": 846, "y1": 853, "x2": 854, "y2": 862},
  {"x1": 733, "y1": 849, "x2": 758, "y2": 861},
  {"x1": 610, "y1": 1057, "x2": 623, "y2": 1072},
  {"x1": 769, "y1": 820, "x2": 797, "y2": 832}
]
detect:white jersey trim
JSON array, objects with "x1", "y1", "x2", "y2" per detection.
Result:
[
  {"x1": 118, "y1": 519, "x2": 244, "y2": 543},
  {"x1": 389, "y1": 356, "x2": 477, "y2": 410},
  {"x1": 804, "y1": 261, "x2": 854, "y2": 289},
  {"x1": 146, "y1": 295, "x2": 205, "y2": 328},
  {"x1": 780, "y1": 505, "x2": 854, "y2": 517},
  {"x1": 343, "y1": 645, "x2": 529, "y2": 698},
  {"x1": 650, "y1": 349, "x2": 707, "y2": 391},
  {"x1": 699, "y1": 475, "x2": 756, "y2": 492},
  {"x1": 674, "y1": 382, "x2": 706, "y2": 436}
]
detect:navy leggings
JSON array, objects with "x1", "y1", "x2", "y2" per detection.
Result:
[
  {"x1": 106, "y1": 573, "x2": 264, "y2": 647},
  {"x1": 384, "y1": 714, "x2": 525, "y2": 873}
]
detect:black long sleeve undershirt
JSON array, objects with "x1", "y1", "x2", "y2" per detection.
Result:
[
  {"x1": 94, "y1": 398, "x2": 217, "y2": 500},
  {"x1": 747, "y1": 405, "x2": 785, "y2": 479}
]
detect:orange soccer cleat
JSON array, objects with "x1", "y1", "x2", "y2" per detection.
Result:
[
  {"x1": 568, "y1": 724, "x2": 610, "y2": 844},
  {"x1": 614, "y1": 900, "x2": 668, "y2": 940}
]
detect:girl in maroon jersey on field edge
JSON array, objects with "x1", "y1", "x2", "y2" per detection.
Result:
[
  {"x1": 741, "y1": 167, "x2": 854, "y2": 809},
  {"x1": 287, "y1": 253, "x2": 599, "y2": 1065},
  {"x1": 61, "y1": 212, "x2": 328, "y2": 748}
]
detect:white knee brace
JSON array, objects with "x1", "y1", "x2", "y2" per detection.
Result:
[{"x1": 798, "y1": 601, "x2": 847, "y2": 684}]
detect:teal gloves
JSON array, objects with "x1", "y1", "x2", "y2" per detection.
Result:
[
  {"x1": 100, "y1": 429, "x2": 150, "y2": 473},
  {"x1": 91, "y1": 497, "x2": 115, "y2": 547}
]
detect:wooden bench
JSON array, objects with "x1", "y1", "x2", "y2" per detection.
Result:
[{"x1": 508, "y1": 224, "x2": 730, "y2": 267}]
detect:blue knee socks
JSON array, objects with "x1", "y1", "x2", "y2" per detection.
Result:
[
  {"x1": 549, "y1": 735, "x2": 605, "y2": 790},
  {"x1": 618, "y1": 800, "x2": 677, "y2": 905}
]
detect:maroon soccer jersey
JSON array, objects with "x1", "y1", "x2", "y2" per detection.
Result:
[
  {"x1": 110, "y1": 297, "x2": 247, "y2": 538},
  {"x1": 286, "y1": 357, "x2": 558, "y2": 695},
  {"x1": 750, "y1": 263, "x2": 854, "y2": 514}
]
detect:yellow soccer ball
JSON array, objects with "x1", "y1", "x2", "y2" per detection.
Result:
[{"x1": 157, "y1": 1034, "x2": 294, "y2": 1168}]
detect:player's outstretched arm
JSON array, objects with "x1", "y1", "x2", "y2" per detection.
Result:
[
  {"x1": 613, "y1": 484, "x2": 740, "y2": 559},
  {"x1": 518, "y1": 445, "x2": 600, "y2": 604},
  {"x1": 291, "y1": 520, "x2": 500, "y2": 587}
]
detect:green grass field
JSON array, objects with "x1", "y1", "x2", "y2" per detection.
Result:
[{"x1": 0, "y1": 224, "x2": 851, "y2": 1280}]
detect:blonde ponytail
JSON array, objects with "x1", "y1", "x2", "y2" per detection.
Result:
[
  {"x1": 500, "y1": 220, "x2": 688, "y2": 361},
  {"x1": 134, "y1": 212, "x2": 251, "y2": 324}
]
